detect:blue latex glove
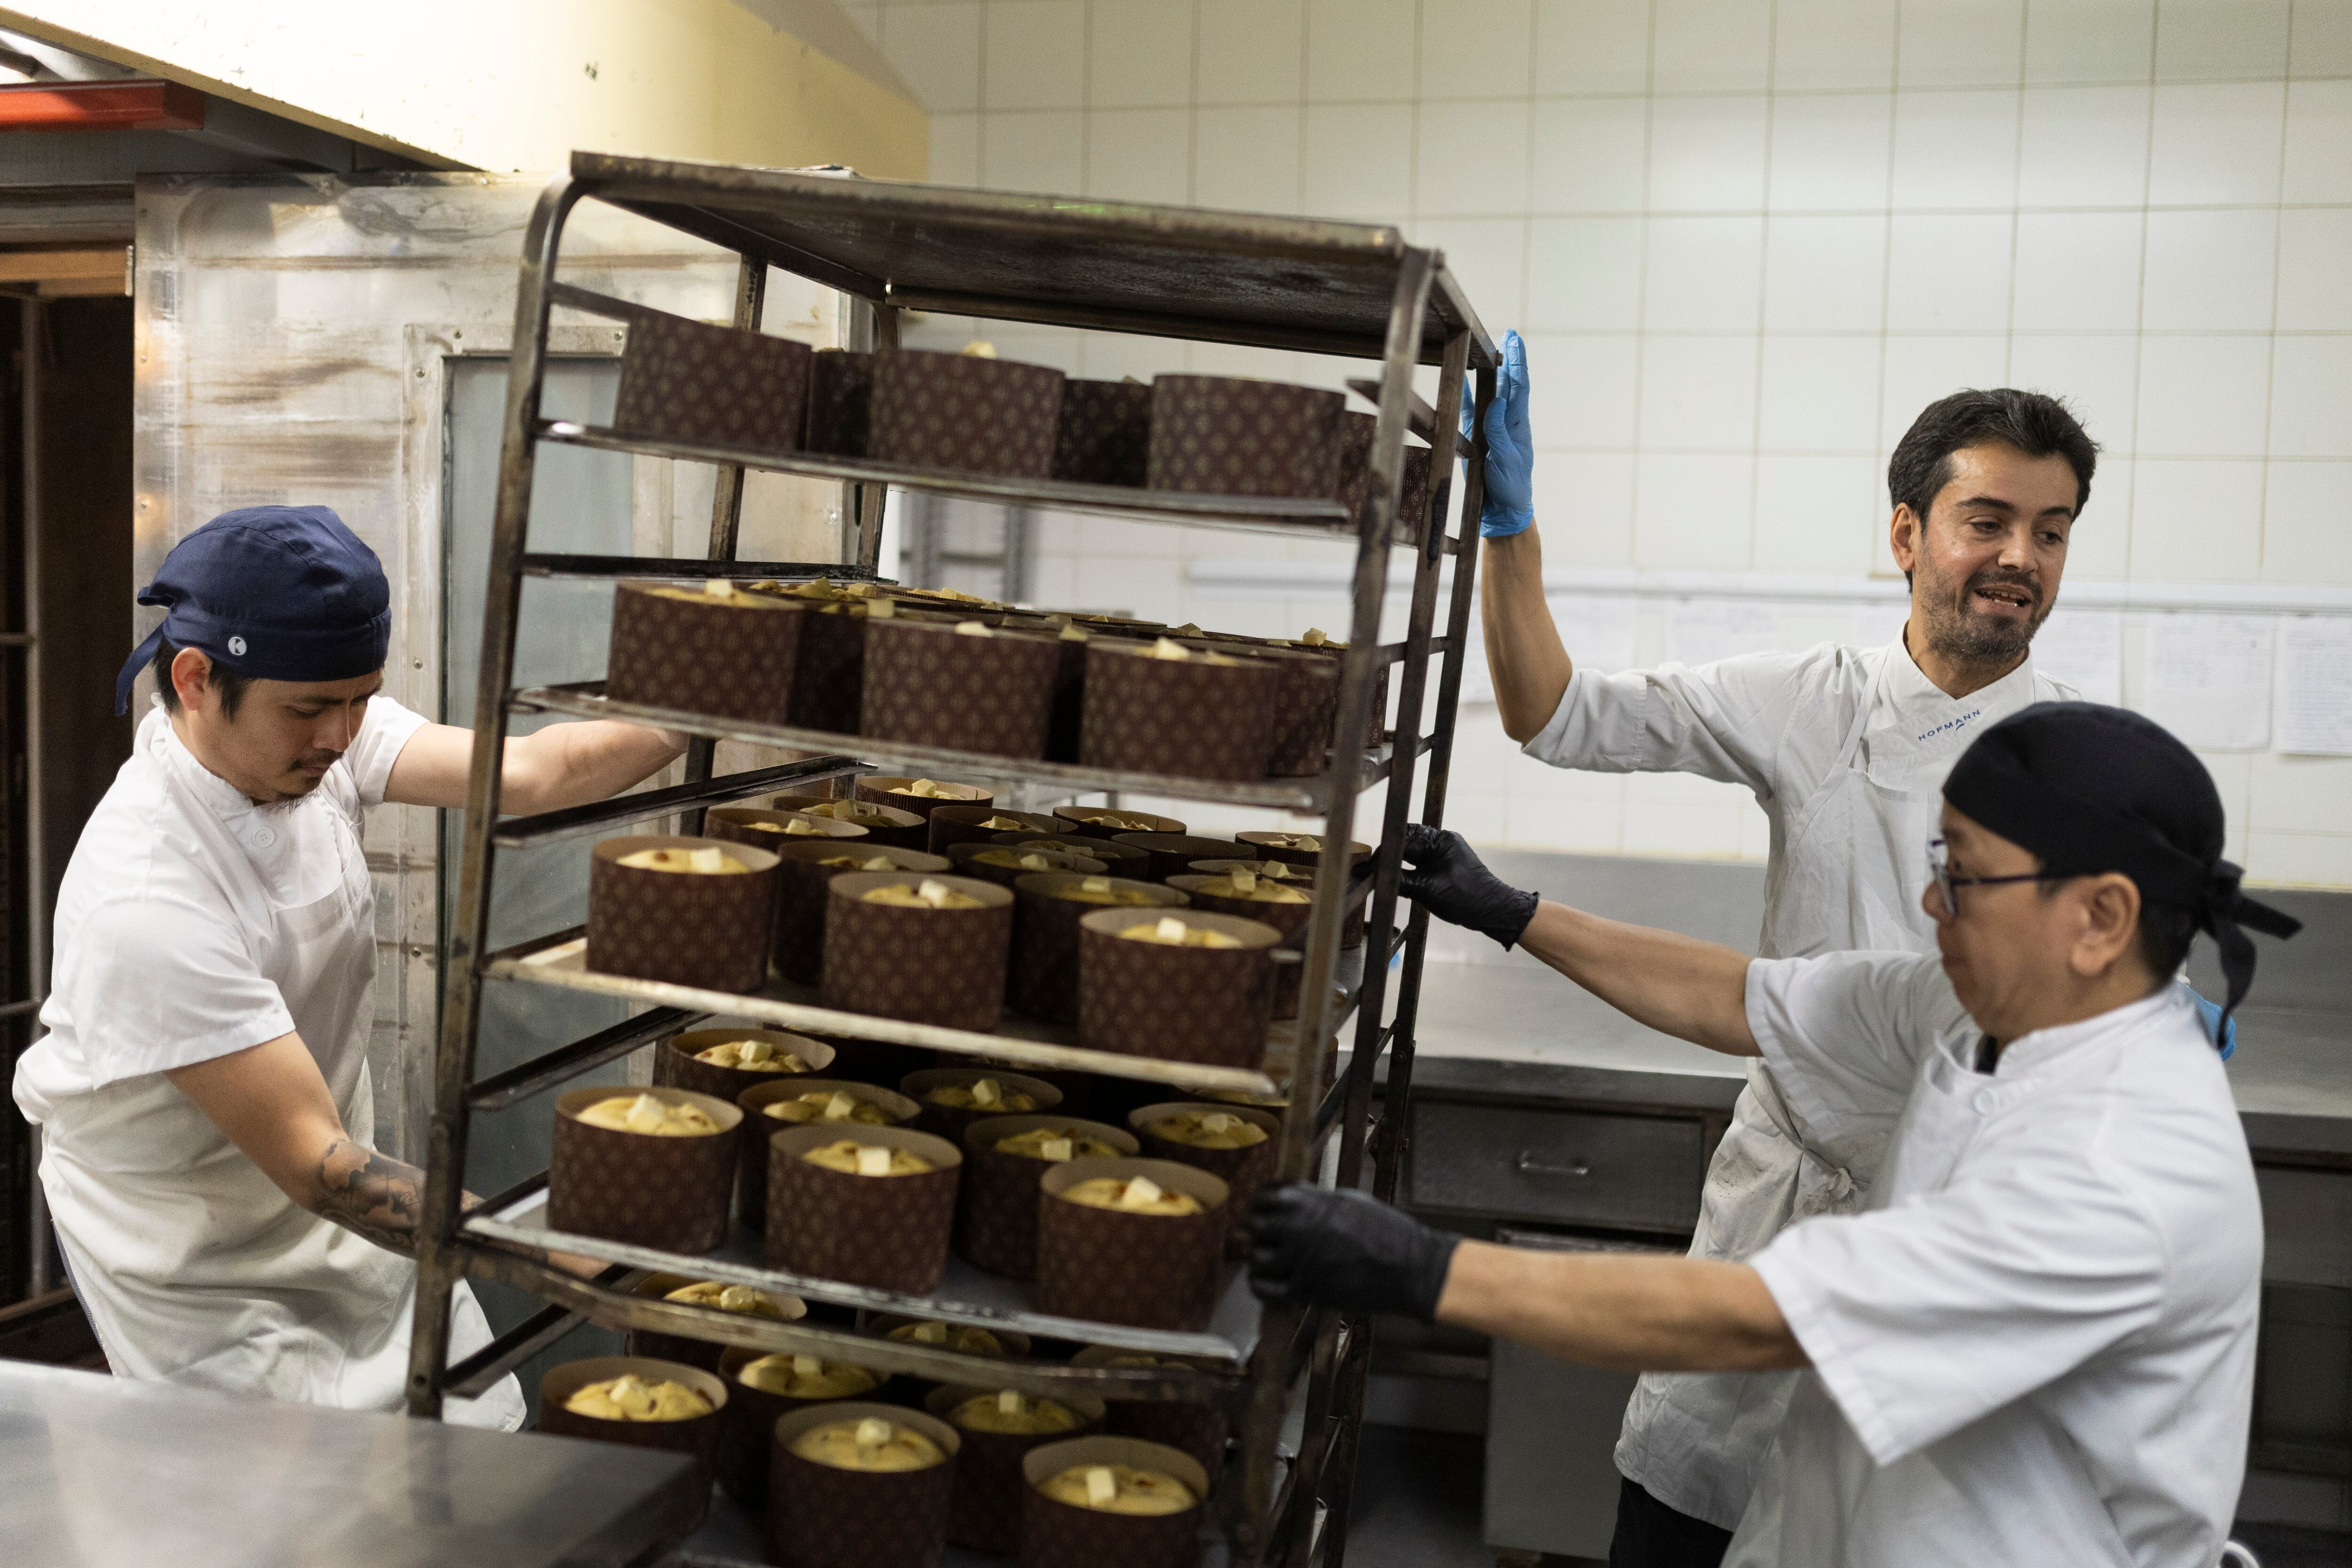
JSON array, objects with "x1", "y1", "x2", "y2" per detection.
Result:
[
  {"x1": 1458, "y1": 328, "x2": 1534, "y2": 536},
  {"x1": 2185, "y1": 982, "x2": 2237, "y2": 1061}
]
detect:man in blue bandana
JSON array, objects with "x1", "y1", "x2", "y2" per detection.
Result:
[{"x1": 13, "y1": 506, "x2": 690, "y2": 1427}]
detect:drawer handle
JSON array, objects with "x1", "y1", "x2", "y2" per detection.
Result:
[{"x1": 1514, "y1": 1151, "x2": 1592, "y2": 1179}]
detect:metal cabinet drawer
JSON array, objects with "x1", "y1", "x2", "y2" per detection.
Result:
[
  {"x1": 2258, "y1": 1165, "x2": 2352, "y2": 1287},
  {"x1": 1409, "y1": 1101, "x2": 1707, "y2": 1233}
]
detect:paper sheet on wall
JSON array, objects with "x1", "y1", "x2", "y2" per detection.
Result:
[
  {"x1": 2275, "y1": 616, "x2": 2352, "y2": 756},
  {"x1": 2143, "y1": 613, "x2": 2274, "y2": 751},
  {"x1": 2027, "y1": 606, "x2": 2124, "y2": 705},
  {"x1": 1452, "y1": 591, "x2": 1638, "y2": 705},
  {"x1": 1667, "y1": 598, "x2": 1778, "y2": 668},
  {"x1": 1849, "y1": 600, "x2": 1910, "y2": 649}
]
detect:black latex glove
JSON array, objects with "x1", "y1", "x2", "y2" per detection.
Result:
[
  {"x1": 1399, "y1": 823, "x2": 1538, "y2": 950},
  {"x1": 1248, "y1": 1183, "x2": 1460, "y2": 1322}
]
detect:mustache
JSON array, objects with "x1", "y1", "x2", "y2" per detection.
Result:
[
  {"x1": 294, "y1": 750, "x2": 344, "y2": 770},
  {"x1": 1961, "y1": 566, "x2": 2041, "y2": 611}
]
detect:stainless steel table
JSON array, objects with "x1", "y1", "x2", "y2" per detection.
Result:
[{"x1": 0, "y1": 1362, "x2": 702, "y2": 1567}]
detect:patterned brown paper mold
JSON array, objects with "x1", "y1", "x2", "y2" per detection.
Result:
[
  {"x1": 865, "y1": 1317, "x2": 1035, "y2": 1413},
  {"x1": 628, "y1": 1272, "x2": 810, "y2": 1373},
  {"x1": 998, "y1": 832, "x2": 1152, "y2": 874},
  {"x1": 811, "y1": 1035, "x2": 937, "y2": 1095},
  {"x1": 1108, "y1": 832, "x2": 1249, "y2": 885},
  {"x1": 1034, "y1": 1157, "x2": 1230, "y2": 1332},
  {"x1": 819, "y1": 871, "x2": 1013, "y2": 1032},
  {"x1": 945, "y1": 1053, "x2": 1099, "y2": 1117},
  {"x1": 1228, "y1": 642, "x2": 1342, "y2": 779},
  {"x1": 1065, "y1": 1349, "x2": 1230, "y2": 1480},
  {"x1": 658, "y1": 1026, "x2": 835, "y2": 1106},
  {"x1": 585, "y1": 834, "x2": 780, "y2": 995},
  {"x1": 1331, "y1": 409, "x2": 1438, "y2": 540},
  {"x1": 901, "y1": 1067, "x2": 1065, "y2": 1148},
  {"x1": 765, "y1": 1401, "x2": 961, "y2": 1568},
  {"x1": 763, "y1": 792, "x2": 930, "y2": 852},
  {"x1": 737, "y1": 1079, "x2": 922, "y2": 1238},
  {"x1": 1236, "y1": 832, "x2": 1373, "y2": 948},
  {"x1": 540, "y1": 1355, "x2": 729, "y2": 1524},
  {"x1": 954, "y1": 1114, "x2": 1141, "y2": 1279},
  {"x1": 1079, "y1": 639, "x2": 1282, "y2": 783},
  {"x1": 715, "y1": 1343, "x2": 894, "y2": 1507},
  {"x1": 926, "y1": 1384, "x2": 1106, "y2": 1555},
  {"x1": 946, "y1": 841, "x2": 1106, "y2": 889},
  {"x1": 785, "y1": 602, "x2": 871, "y2": 735},
  {"x1": 1052, "y1": 804, "x2": 1187, "y2": 840},
  {"x1": 705, "y1": 807, "x2": 867, "y2": 856},
  {"x1": 1018, "y1": 1434, "x2": 1211, "y2": 1568},
  {"x1": 764, "y1": 1123, "x2": 962, "y2": 1294},
  {"x1": 1051, "y1": 377, "x2": 1154, "y2": 487},
  {"x1": 1007, "y1": 873, "x2": 1188, "y2": 1027},
  {"x1": 605, "y1": 580, "x2": 804, "y2": 726},
  {"x1": 802, "y1": 347, "x2": 874, "y2": 457},
  {"x1": 1146, "y1": 374, "x2": 1346, "y2": 499},
  {"x1": 764, "y1": 841, "x2": 951, "y2": 986},
  {"x1": 862, "y1": 616, "x2": 1064, "y2": 760},
  {"x1": 1076, "y1": 909, "x2": 1281, "y2": 1069},
  {"x1": 1128, "y1": 1102, "x2": 1282, "y2": 1258},
  {"x1": 1165, "y1": 875, "x2": 1311, "y2": 1020},
  {"x1": 1045, "y1": 630, "x2": 1089, "y2": 763},
  {"x1": 869, "y1": 348, "x2": 1066, "y2": 479},
  {"x1": 549, "y1": 1086, "x2": 742, "y2": 1253},
  {"x1": 612, "y1": 312, "x2": 812, "y2": 457},
  {"x1": 926, "y1": 805, "x2": 1063, "y2": 857},
  {"x1": 858, "y1": 776, "x2": 993, "y2": 823}
]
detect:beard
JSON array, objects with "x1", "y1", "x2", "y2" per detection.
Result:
[{"x1": 1917, "y1": 563, "x2": 2047, "y2": 667}]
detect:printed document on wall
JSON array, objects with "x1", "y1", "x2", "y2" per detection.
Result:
[
  {"x1": 2030, "y1": 607, "x2": 2124, "y2": 705},
  {"x1": 1454, "y1": 592, "x2": 1637, "y2": 705},
  {"x1": 2276, "y1": 616, "x2": 2352, "y2": 757},
  {"x1": 2144, "y1": 614, "x2": 2273, "y2": 751},
  {"x1": 1667, "y1": 598, "x2": 1778, "y2": 668}
]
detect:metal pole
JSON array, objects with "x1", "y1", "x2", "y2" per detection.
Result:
[
  {"x1": 407, "y1": 173, "x2": 585, "y2": 1418},
  {"x1": 20, "y1": 296, "x2": 46, "y2": 1300}
]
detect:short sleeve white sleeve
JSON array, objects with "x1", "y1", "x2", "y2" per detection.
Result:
[
  {"x1": 1750, "y1": 1131, "x2": 2168, "y2": 1465},
  {"x1": 56, "y1": 892, "x2": 296, "y2": 1089},
  {"x1": 1519, "y1": 651, "x2": 1819, "y2": 800},
  {"x1": 1744, "y1": 950, "x2": 1966, "y2": 1140},
  {"x1": 342, "y1": 695, "x2": 430, "y2": 808}
]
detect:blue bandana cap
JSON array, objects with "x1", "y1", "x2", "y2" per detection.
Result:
[{"x1": 116, "y1": 505, "x2": 391, "y2": 715}]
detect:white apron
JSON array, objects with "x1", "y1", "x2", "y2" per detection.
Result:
[
  {"x1": 1615, "y1": 652, "x2": 1943, "y2": 1528},
  {"x1": 23, "y1": 708, "x2": 520, "y2": 1427}
]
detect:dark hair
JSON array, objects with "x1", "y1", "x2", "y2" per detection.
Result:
[
  {"x1": 1889, "y1": 389, "x2": 2099, "y2": 525},
  {"x1": 152, "y1": 636, "x2": 255, "y2": 719}
]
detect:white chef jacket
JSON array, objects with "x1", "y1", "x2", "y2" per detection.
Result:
[
  {"x1": 1524, "y1": 635, "x2": 2075, "y2": 1528},
  {"x1": 12, "y1": 697, "x2": 522, "y2": 1428},
  {"x1": 1728, "y1": 953, "x2": 2258, "y2": 1567}
]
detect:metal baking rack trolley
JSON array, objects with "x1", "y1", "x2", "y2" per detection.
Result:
[{"x1": 406, "y1": 151, "x2": 1498, "y2": 1568}]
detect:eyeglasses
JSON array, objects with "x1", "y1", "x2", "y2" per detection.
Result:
[{"x1": 1925, "y1": 836, "x2": 2072, "y2": 919}]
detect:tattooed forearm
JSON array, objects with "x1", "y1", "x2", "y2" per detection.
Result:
[{"x1": 312, "y1": 1136, "x2": 426, "y2": 1257}]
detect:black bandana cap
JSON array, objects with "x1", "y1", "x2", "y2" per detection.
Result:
[
  {"x1": 116, "y1": 505, "x2": 391, "y2": 715},
  {"x1": 1941, "y1": 701, "x2": 2300, "y2": 1032}
]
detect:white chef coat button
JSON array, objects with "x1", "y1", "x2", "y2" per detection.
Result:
[
  {"x1": 253, "y1": 828, "x2": 276, "y2": 848},
  {"x1": 1972, "y1": 1088, "x2": 1998, "y2": 1114}
]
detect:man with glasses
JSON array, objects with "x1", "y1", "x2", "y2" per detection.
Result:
[
  {"x1": 1467, "y1": 338, "x2": 2134, "y2": 1562},
  {"x1": 1252, "y1": 702, "x2": 2298, "y2": 1568}
]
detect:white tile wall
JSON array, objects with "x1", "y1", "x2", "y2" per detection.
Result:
[{"x1": 860, "y1": 0, "x2": 2352, "y2": 888}]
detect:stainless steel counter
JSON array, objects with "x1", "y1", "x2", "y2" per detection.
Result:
[{"x1": 0, "y1": 1362, "x2": 703, "y2": 1568}]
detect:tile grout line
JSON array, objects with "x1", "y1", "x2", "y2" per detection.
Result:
[
  {"x1": 2122, "y1": 1, "x2": 2161, "y2": 584},
  {"x1": 1746, "y1": 0, "x2": 1783, "y2": 575}
]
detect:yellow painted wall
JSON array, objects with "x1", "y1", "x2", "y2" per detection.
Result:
[{"x1": 0, "y1": 0, "x2": 928, "y2": 177}]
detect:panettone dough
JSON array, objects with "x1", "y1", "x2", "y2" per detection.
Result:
[
  {"x1": 788, "y1": 1416, "x2": 946, "y2": 1473},
  {"x1": 764, "y1": 1090, "x2": 890, "y2": 1126},
  {"x1": 644, "y1": 580, "x2": 774, "y2": 609},
  {"x1": 693, "y1": 1038, "x2": 810, "y2": 1073},
  {"x1": 1143, "y1": 637, "x2": 1238, "y2": 667},
  {"x1": 1039, "y1": 1462, "x2": 1196, "y2": 1514},
  {"x1": 924, "y1": 1077, "x2": 1037, "y2": 1113},
  {"x1": 736, "y1": 1354, "x2": 880, "y2": 1400},
  {"x1": 802, "y1": 1140, "x2": 934, "y2": 1177},
  {"x1": 948, "y1": 1390, "x2": 1083, "y2": 1435},
  {"x1": 1116, "y1": 916, "x2": 1242, "y2": 949},
  {"x1": 739, "y1": 816, "x2": 824, "y2": 837},
  {"x1": 1145, "y1": 1109, "x2": 1269, "y2": 1150},
  {"x1": 994, "y1": 1126, "x2": 1123, "y2": 1162},
  {"x1": 664, "y1": 1280, "x2": 792, "y2": 1318},
  {"x1": 574, "y1": 1093, "x2": 723, "y2": 1137},
  {"x1": 1190, "y1": 871, "x2": 1310, "y2": 904},
  {"x1": 1059, "y1": 1176, "x2": 1205, "y2": 1217},
  {"x1": 817, "y1": 853, "x2": 900, "y2": 871},
  {"x1": 1251, "y1": 833, "x2": 1321, "y2": 852},
  {"x1": 1080, "y1": 812, "x2": 1162, "y2": 831},
  {"x1": 564, "y1": 1373, "x2": 713, "y2": 1422},
  {"x1": 1051, "y1": 877, "x2": 1160, "y2": 907},
  {"x1": 970, "y1": 848, "x2": 1064, "y2": 873},
  {"x1": 862, "y1": 879, "x2": 986, "y2": 910},
  {"x1": 616, "y1": 846, "x2": 752, "y2": 874},
  {"x1": 801, "y1": 800, "x2": 901, "y2": 825},
  {"x1": 886, "y1": 1320, "x2": 1006, "y2": 1355},
  {"x1": 889, "y1": 778, "x2": 983, "y2": 801},
  {"x1": 1205, "y1": 1088, "x2": 1288, "y2": 1110}
]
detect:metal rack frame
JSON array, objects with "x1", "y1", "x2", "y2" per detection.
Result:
[{"x1": 405, "y1": 152, "x2": 1495, "y2": 1568}]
